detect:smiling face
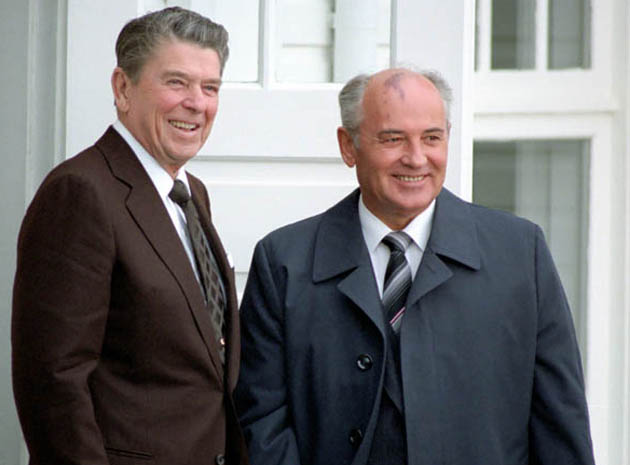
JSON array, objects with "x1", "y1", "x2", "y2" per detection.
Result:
[
  {"x1": 338, "y1": 70, "x2": 449, "y2": 230},
  {"x1": 112, "y1": 39, "x2": 222, "y2": 177}
]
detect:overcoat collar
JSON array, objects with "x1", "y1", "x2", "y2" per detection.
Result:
[
  {"x1": 406, "y1": 187, "x2": 481, "y2": 308},
  {"x1": 94, "y1": 126, "x2": 226, "y2": 384},
  {"x1": 312, "y1": 189, "x2": 385, "y2": 333},
  {"x1": 312, "y1": 187, "x2": 481, "y2": 330}
]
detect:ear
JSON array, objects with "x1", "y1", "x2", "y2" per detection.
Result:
[
  {"x1": 111, "y1": 67, "x2": 132, "y2": 113},
  {"x1": 337, "y1": 127, "x2": 358, "y2": 168}
]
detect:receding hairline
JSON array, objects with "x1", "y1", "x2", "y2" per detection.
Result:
[
  {"x1": 362, "y1": 69, "x2": 449, "y2": 120},
  {"x1": 366, "y1": 69, "x2": 443, "y2": 102}
]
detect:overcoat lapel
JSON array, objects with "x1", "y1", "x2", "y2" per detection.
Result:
[
  {"x1": 312, "y1": 189, "x2": 386, "y2": 336},
  {"x1": 96, "y1": 127, "x2": 224, "y2": 383},
  {"x1": 406, "y1": 188, "x2": 482, "y2": 310},
  {"x1": 400, "y1": 189, "x2": 482, "y2": 465}
]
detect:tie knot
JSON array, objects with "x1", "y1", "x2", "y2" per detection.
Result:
[
  {"x1": 169, "y1": 179, "x2": 190, "y2": 207},
  {"x1": 382, "y1": 231, "x2": 412, "y2": 253}
]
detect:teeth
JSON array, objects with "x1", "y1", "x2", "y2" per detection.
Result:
[
  {"x1": 169, "y1": 120, "x2": 196, "y2": 130},
  {"x1": 397, "y1": 175, "x2": 425, "y2": 182}
]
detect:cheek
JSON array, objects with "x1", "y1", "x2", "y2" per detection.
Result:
[
  {"x1": 157, "y1": 94, "x2": 182, "y2": 116},
  {"x1": 430, "y1": 149, "x2": 448, "y2": 170},
  {"x1": 205, "y1": 102, "x2": 219, "y2": 122}
]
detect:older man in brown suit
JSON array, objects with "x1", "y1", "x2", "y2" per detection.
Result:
[{"x1": 12, "y1": 7, "x2": 247, "y2": 465}]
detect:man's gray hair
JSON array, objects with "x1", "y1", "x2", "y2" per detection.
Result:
[
  {"x1": 115, "y1": 6, "x2": 229, "y2": 82},
  {"x1": 338, "y1": 68, "x2": 453, "y2": 147}
]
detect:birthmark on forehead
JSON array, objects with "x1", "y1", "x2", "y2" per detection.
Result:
[{"x1": 383, "y1": 72, "x2": 406, "y2": 100}]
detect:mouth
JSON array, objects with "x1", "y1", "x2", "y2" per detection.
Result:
[
  {"x1": 395, "y1": 174, "x2": 426, "y2": 182},
  {"x1": 169, "y1": 120, "x2": 200, "y2": 131}
]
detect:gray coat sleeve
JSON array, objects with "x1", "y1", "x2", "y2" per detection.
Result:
[
  {"x1": 528, "y1": 226, "x2": 595, "y2": 464},
  {"x1": 235, "y1": 240, "x2": 302, "y2": 465}
]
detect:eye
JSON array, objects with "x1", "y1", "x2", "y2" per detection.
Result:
[
  {"x1": 424, "y1": 134, "x2": 443, "y2": 144},
  {"x1": 379, "y1": 136, "x2": 404, "y2": 145},
  {"x1": 167, "y1": 78, "x2": 185, "y2": 87},
  {"x1": 203, "y1": 84, "x2": 220, "y2": 95}
]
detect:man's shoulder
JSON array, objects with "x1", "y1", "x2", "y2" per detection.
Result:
[
  {"x1": 470, "y1": 201, "x2": 536, "y2": 232},
  {"x1": 31, "y1": 127, "x2": 132, "y2": 209},
  {"x1": 259, "y1": 189, "x2": 358, "y2": 248},
  {"x1": 41, "y1": 149, "x2": 107, "y2": 196},
  {"x1": 45, "y1": 127, "x2": 121, "y2": 181},
  {"x1": 434, "y1": 188, "x2": 541, "y2": 257},
  {"x1": 260, "y1": 210, "x2": 326, "y2": 251},
  {"x1": 440, "y1": 188, "x2": 537, "y2": 232}
]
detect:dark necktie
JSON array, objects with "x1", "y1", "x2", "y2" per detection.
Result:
[
  {"x1": 382, "y1": 231, "x2": 413, "y2": 334},
  {"x1": 169, "y1": 179, "x2": 225, "y2": 363},
  {"x1": 366, "y1": 231, "x2": 413, "y2": 465}
]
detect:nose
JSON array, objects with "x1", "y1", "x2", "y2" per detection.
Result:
[
  {"x1": 402, "y1": 139, "x2": 427, "y2": 167},
  {"x1": 182, "y1": 86, "x2": 205, "y2": 112}
]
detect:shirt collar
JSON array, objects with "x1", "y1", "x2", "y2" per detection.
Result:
[
  {"x1": 358, "y1": 193, "x2": 435, "y2": 253},
  {"x1": 113, "y1": 120, "x2": 191, "y2": 199}
]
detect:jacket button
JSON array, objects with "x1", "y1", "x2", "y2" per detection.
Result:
[
  {"x1": 356, "y1": 354, "x2": 373, "y2": 371},
  {"x1": 215, "y1": 454, "x2": 225, "y2": 465},
  {"x1": 348, "y1": 428, "x2": 363, "y2": 447}
]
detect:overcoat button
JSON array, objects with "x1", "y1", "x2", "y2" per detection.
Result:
[
  {"x1": 215, "y1": 454, "x2": 225, "y2": 465},
  {"x1": 356, "y1": 354, "x2": 373, "y2": 371},
  {"x1": 348, "y1": 428, "x2": 363, "y2": 446}
]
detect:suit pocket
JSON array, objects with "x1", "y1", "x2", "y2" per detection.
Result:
[{"x1": 105, "y1": 446, "x2": 154, "y2": 461}]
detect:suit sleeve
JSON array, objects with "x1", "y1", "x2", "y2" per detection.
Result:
[
  {"x1": 529, "y1": 226, "x2": 595, "y2": 464},
  {"x1": 234, "y1": 240, "x2": 302, "y2": 465},
  {"x1": 12, "y1": 172, "x2": 114, "y2": 464}
]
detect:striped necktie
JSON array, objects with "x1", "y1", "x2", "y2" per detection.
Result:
[
  {"x1": 382, "y1": 231, "x2": 412, "y2": 334},
  {"x1": 169, "y1": 180, "x2": 226, "y2": 363}
]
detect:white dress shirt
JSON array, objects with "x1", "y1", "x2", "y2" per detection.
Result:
[
  {"x1": 358, "y1": 194, "x2": 435, "y2": 297},
  {"x1": 112, "y1": 120, "x2": 201, "y2": 283}
]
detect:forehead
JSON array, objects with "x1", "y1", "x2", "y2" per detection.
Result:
[{"x1": 362, "y1": 72, "x2": 446, "y2": 127}]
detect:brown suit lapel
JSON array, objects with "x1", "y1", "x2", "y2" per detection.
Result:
[{"x1": 95, "y1": 126, "x2": 226, "y2": 384}]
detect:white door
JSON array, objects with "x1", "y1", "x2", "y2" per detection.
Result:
[{"x1": 65, "y1": 0, "x2": 473, "y2": 294}]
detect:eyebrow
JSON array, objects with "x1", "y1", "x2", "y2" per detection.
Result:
[
  {"x1": 162, "y1": 70, "x2": 222, "y2": 85},
  {"x1": 376, "y1": 130, "x2": 404, "y2": 138},
  {"x1": 376, "y1": 128, "x2": 446, "y2": 137},
  {"x1": 424, "y1": 127, "x2": 446, "y2": 134}
]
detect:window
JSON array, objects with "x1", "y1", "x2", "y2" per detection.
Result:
[{"x1": 476, "y1": 0, "x2": 591, "y2": 71}]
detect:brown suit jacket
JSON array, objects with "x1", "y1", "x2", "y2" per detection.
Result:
[{"x1": 12, "y1": 127, "x2": 247, "y2": 465}]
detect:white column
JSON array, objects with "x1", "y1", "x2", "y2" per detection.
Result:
[
  {"x1": 621, "y1": 3, "x2": 630, "y2": 463},
  {"x1": 0, "y1": 1, "x2": 29, "y2": 464},
  {"x1": 391, "y1": 0, "x2": 475, "y2": 200},
  {"x1": 1, "y1": 0, "x2": 68, "y2": 463}
]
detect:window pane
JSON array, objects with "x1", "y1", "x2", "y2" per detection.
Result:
[
  {"x1": 277, "y1": 0, "x2": 390, "y2": 83},
  {"x1": 548, "y1": 0, "x2": 591, "y2": 69},
  {"x1": 491, "y1": 0, "x2": 535, "y2": 69},
  {"x1": 473, "y1": 140, "x2": 590, "y2": 359}
]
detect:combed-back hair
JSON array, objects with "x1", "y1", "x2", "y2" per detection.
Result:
[{"x1": 115, "y1": 6, "x2": 229, "y2": 81}]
